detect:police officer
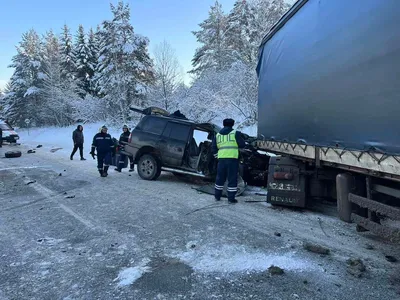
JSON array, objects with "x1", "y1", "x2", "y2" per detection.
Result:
[
  {"x1": 90, "y1": 125, "x2": 114, "y2": 177},
  {"x1": 115, "y1": 124, "x2": 134, "y2": 172},
  {"x1": 212, "y1": 118, "x2": 246, "y2": 203}
]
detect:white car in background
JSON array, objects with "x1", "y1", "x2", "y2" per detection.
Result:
[{"x1": 0, "y1": 120, "x2": 20, "y2": 143}]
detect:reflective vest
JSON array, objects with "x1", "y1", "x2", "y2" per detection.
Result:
[{"x1": 216, "y1": 130, "x2": 239, "y2": 159}]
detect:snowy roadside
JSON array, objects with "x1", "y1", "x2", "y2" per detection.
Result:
[{"x1": 16, "y1": 122, "x2": 122, "y2": 160}]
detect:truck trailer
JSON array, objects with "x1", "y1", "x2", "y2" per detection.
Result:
[{"x1": 255, "y1": 0, "x2": 400, "y2": 242}]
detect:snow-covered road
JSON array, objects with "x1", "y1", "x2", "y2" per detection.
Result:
[{"x1": 0, "y1": 140, "x2": 399, "y2": 299}]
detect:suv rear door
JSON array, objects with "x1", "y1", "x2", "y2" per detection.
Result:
[{"x1": 160, "y1": 121, "x2": 192, "y2": 167}]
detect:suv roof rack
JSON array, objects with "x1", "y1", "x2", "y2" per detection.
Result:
[{"x1": 129, "y1": 106, "x2": 189, "y2": 120}]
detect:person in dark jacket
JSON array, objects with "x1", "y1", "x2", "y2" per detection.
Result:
[
  {"x1": 70, "y1": 125, "x2": 85, "y2": 160},
  {"x1": 211, "y1": 118, "x2": 246, "y2": 203},
  {"x1": 90, "y1": 125, "x2": 114, "y2": 177},
  {"x1": 115, "y1": 124, "x2": 134, "y2": 172},
  {"x1": 0, "y1": 127, "x2": 2, "y2": 147}
]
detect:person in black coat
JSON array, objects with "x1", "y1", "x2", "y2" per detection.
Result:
[
  {"x1": 70, "y1": 125, "x2": 86, "y2": 160},
  {"x1": 115, "y1": 124, "x2": 134, "y2": 172},
  {"x1": 0, "y1": 127, "x2": 2, "y2": 147},
  {"x1": 90, "y1": 125, "x2": 114, "y2": 177}
]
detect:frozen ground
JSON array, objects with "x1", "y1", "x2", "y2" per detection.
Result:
[{"x1": 0, "y1": 128, "x2": 399, "y2": 299}]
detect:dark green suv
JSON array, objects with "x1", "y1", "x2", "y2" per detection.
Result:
[{"x1": 121, "y1": 107, "x2": 221, "y2": 181}]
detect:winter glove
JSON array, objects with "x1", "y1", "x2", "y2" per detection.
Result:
[{"x1": 90, "y1": 151, "x2": 95, "y2": 159}]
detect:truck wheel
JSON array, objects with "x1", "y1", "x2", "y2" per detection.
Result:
[
  {"x1": 5, "y1": 150, "x2": 22, "y2": 158},
  {"x1": 137, "y1": 154, "x2": 160, "y2": 180},
  {"x1": 336, "y1": 173, "x2": 354, "y2": 222}
]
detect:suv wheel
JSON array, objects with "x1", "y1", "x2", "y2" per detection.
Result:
[{"x1": 137, "y1": 154, "x2": 161, "y2": 180}]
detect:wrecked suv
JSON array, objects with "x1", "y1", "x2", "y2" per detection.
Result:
[
  {"x1": 121, "y1": 107, "x2": 220, "y2": 181},
  {"x1": 121, "y1": 107, "x2": 270, "y2": 186}
]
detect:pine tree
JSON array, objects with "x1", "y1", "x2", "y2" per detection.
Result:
[
  {"x1": 60, "y1": 24, "x2": 76, "y2": 82},
  {"x1": 249, "y1": 0, "x2": 290, "y2": 61},
  {"x1": 226, "y1": 0, "x2": 255, "y2": 65},
  {"x1": 73, "y1": 25, "x2": 91, "y2": 97},
  {"x1": 94, "y1": 1, "x2": 155, "y2": 123},
  {"x1": 41, "y1": 30, "x2": 75, "y2": 126},
  {"x1": 190, "y1": 1, "x2": 233, "y2": 76},
  {"x1": 87, "y1": 27, "x2": 98, "y2": 95},
  {"x1": 5, "y1": 29, "x2": 45, "y2": 126}
]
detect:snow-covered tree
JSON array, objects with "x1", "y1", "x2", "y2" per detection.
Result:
[
  {"x1": 87, "y1": 27, "x2": 99, "y2": 95},
  {"x1": 60, "y1": 24, "x2": 76, "y2": 82},
  {"x1": 249, "y1": 0, "x2": 290, "y2": 62},
  {"x1": 94, "y1": 1, "x2": 155, "y2": 123},
  {"x1": 73, "y1": 25, "x2": 91, "y2": 97},
  {"x1": 149, "y1": 40, "x2": 183, "y2": 111},
  {"x1": 225, "y1": 0, "x2": 255, "y2": 65},
  {"x1": 190, "y1": 1, "x2": 233, "y2": 76},
  {"x1": 5, "y1": 29, "x2": 45, "y2": 126},
  {"x1": 41, "y1": 30, "x2": 77, "y2": 126}
]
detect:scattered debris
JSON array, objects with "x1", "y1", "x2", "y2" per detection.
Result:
[
  {"x1": 65, "y1": 195, "x2": 75, "y2": 199},
  {"x1": 5, "y1": 150, "x2": 22, "y2": 158},
  {"x1": 36, "y1": 145, "x2": 43, "y2": 148},
  {"x1": 318, "y1": 217, "x2": 329, "y2": 237},
  {"x1": 346, "y1": 258, "x2": 366, "y2": 278},
  {"x1": 58, "y1": 173, "x2": 62, "y2": 176},
  {"x1": 190, "y1": 244, "x2": 196, "y2": 249},
  {"x1": 268, "y1": 265, "x2": 284, "y2": 275},
  {"x1": 356, "y1": 225, "x2": 368, "y2": 232},
  {"x1": 50, "y1": 147, "x2": 62, "y2": 153},
  {"x1": 385, "y1": 255, "x2": 397, "y2": 263},
  {"x1": 303, "y1": 280, "x2": 308, "y2": 284},
  {"x1": 365, "y1": 244, "x2": 374, "y2": 250},
  {"x1": 63, "y1": 192, "x2": 67, "y2": 195},
  {"x1": 27, "y1": 149, "x2": 36, "y2": 154},
  {"x1": 274, "y1": 232, "x2": 281, "y2": 237},
  {"x1": 303, "y1": 242, "x2": 330, "y2": 255},
  {"x1": 26, "y1": 180, "x2": 36, "y2": 185},
  {"x1": 292, "y1": 294, "x2": 300, "y2": 299},
  {"x1": 335, "y1": 283, "x2": 342, "y2": 287},
  {"x1": 255, "y1": 192, "x2": 268, "y2": 196}
]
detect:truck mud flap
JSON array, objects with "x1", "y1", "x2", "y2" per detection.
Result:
[
  {"x1": 349, "y1": 193, "x2": 400, "y2": 243},
  {"x1": 266, "y1": 156, "x2": 306, "y2": 208}
]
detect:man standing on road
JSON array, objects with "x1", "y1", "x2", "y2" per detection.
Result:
[
  {"x1": 212, "y1": 118, "x2": 246, "y2": 204},
  {"x1": 115, "y1": 124, "x2": 134, "y2": 173},
  {"x1": 90, "y1": 125, "x2": 114, "y2": 177},
  {"x1": 70, "y1": 125, "x2": 86, "y2": 160}
]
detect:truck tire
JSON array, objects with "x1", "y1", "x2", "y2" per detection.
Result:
[
  {"x1": 336, "y1": 173, "x2": 354, "y2": 223},
  {"x1": 5, "y1": 150, "x2": 22, "y2": 158},
  {"x1": 137, "y1": 154, "x2": 160, "y2": 180}
]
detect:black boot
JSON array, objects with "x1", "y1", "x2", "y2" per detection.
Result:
[
  {"x1": 129, "y1": 164, "x2": 134, "y2": 172},
  {"x1": 103, "y1": 166, "x2": 109, "y2": 176},
  {"x1": 99, "y1": 170, "x2": 104, "y2": 177}
]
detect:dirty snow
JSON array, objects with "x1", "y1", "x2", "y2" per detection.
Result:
[
  {"x1": 171, "y1": 243, "x2": 320, "y2": 274},
  {"x1": 114, "y1": 258, "x2": 152, "y2": 287}
]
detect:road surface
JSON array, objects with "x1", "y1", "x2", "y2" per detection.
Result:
[{"x1": 0, "y1": 143, "x2": 399, "y2": 300}]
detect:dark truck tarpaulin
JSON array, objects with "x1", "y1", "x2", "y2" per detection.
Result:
[{"x1": 256, "y1": 0, "x2": 400, "y2": 155}]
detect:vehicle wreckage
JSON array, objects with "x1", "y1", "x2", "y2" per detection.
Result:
[{"x1": 120, "y1": 106, "x2": 270, "y2": 195}]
